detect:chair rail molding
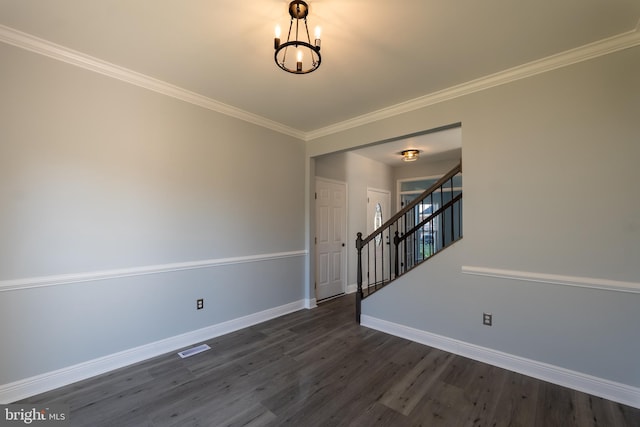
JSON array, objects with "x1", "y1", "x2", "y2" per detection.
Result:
[
  {"x1": 0, "y1": 250, "x2": 307, "y2": 292},
  {"x1": 461, "y1": 266, "x2": 640, "y2": 294}
]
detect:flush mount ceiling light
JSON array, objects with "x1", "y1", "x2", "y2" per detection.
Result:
[
  {"x1": 274, "y1": 0, "x2": 321, "y2": 74},
  {"x1": 401, "y1": 150, "x2": 420, "y2": 162}
]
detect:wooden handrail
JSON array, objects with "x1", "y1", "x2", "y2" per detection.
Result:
[
  {"x1": 396, "y1": 193, "x2": 463, "y2": 243},
  {"x1": 359, "y1": 161, "x2": 461, "y2": 247}
]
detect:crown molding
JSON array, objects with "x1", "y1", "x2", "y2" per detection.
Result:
[
  {"x1": 0, "y1": 25, "x2": 306, "y2": 141},
  {"x1": 2, "y1": 24, "x2": 638, "y2": 143},
  {"x1": 305, "y1": 28, "x2": 640, "y2": 141}
]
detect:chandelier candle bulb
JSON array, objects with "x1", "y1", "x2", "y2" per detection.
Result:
[
  {"x1": 296, "y1": 50, "x2": 303, "y2": 72},
  {"x1": 315, "y1": 26, "x2": 321, "y2": 49},
  {"x1": 274, "y1": 25, "x2": 281, "y2": 49}
]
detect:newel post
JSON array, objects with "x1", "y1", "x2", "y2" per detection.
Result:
[{"x1": 356, "y1": 232, "x2": 363, "y2": 323}]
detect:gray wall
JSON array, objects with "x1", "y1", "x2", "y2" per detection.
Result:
[
  {"x1": 307, "y1": 46, "x2": 640, "y2": 387},
  {"x1": 0, "y1": 43, "x2": 306, "y2": 384}
]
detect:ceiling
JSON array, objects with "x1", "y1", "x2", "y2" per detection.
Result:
[
  {"x1": 1, "y1": 1, "x2": 639, "y2": 139},
  {"x1": 351, "y1": 126, "x2": 462, "y2": 167}
]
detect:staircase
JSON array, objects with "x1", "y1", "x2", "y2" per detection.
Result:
[{"x1": 355, "y1": 162, "x2": 462, "y2": 322}]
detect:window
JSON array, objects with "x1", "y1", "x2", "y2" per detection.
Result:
[{"x1": 398, "y1": 174, "x2": 463, "y2": 265}]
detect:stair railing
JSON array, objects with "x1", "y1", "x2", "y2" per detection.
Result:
[{"x1": 356, "y1": 162, "x2": 462, "y2": 322}]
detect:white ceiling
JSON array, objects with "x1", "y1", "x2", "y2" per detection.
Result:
[
  {"x1": 351, "y1": 126, "x2": 462, "y2": 167},
  {"x1": 1, "y1": 0, "x2": 639, "y2": 139}
]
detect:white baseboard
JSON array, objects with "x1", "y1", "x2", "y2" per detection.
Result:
[
  {"x1": 361, "y1": 315, "x2": 640, "y2": 409},
  {"x1": 346, "y1": 283, "x2": 357, "y2": 294},
  {"x1": 305, "y1": 298, "x2": 317, "y2": 309},
  {"x1": 0, "y1": 299, "x2": 306, "y2": 404}
]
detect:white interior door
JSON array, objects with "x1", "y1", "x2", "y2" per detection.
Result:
[
  {"x1": 315, "y1": 178, "x2": 347, "y2": 301},
  {"x1": 367, "y1": 188, "x2": 391, "y2": 285}
]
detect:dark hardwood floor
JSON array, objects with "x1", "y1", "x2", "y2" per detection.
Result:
[{"x1": 20, "y1": 294, "x2": 640, "y2": 426}]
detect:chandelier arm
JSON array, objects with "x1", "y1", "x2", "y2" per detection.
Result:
[
  {"x1": 282, "y1": 18, "x2": 295, "y2": 66},
  {"x1": 303, "y1": 17, "x2": 312, "y2": 44}
]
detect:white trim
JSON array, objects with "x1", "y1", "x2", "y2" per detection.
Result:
[
  {"x1": 397, "y1": 175, "x2": 438, "y2": 211},
  {"x1": 314, "y1": 176, "x2": 347, "y2": 187},
  {"x1": 361, "y1": 315, "x2": 640, "y2": 409},
  {"x1": 401, "y1": 188, "x2": 462, "y2": 196},
  {"x1": 0, "y1": 299, "x2": 306, "y2": 404},
  {"x1": 304, "y1": 298, "x2": 317, "y2": 309},
  {"x1": 0, "y1": 250, "x2": 307, "y2": 293},
  {"x1": 366, "y1": 186, "x2": 391, "y2": 196},
  {"x1": 397, "y1": 174, "x2": 463, "y2": 210},
  {"x1": 306, "y1": 29, "x2": 640, "y2": 140},
  {"x1": 2, "y1": 25, "x2": 639, "y2": 143},
  {"x1": 462, "y1": 266, "x2": 640, "y2": 294},
  {"x1": 0, "y1": 25, "x2": 305, "y2": 141},
  {"x1": 397, "y1": 174, "x2": 443, "y2": 184},
  {"x1": 346, "y1": 283, "x2": 357, "y2": 294}
]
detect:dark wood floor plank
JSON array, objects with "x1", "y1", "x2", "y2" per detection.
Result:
[
  {"x1": 530, "y1": 380, "x2": 630, "y2": 427},
  {"x1": 328, "y1": 360, "x2": 407, "y2": 427},
  {"x1": 614, "y1": 401, "x2": 640, "y2": 427},
  {"x1": 220, "y1": 402, "x2": 278, "y2": 427},
  {"x1": 380, "y1": 348, "x2": 454, "y2": 415},
  {"x1": 408, "y1": 380, "x2": 471, "y2": 426},
  {"x1": 349, "y1": 402, "x2": 412, "y2": 427},
  {"x1": 17, "y1": 294, "x2": 640, "y2": 427},
  {"x1": 147, "y1": 361, "x2": 257, "y2": 425},
  {"x1": 486, "y1": 370, "x2": 539, "y2": 427},
  {"x1": 260, "y1": 347, "x2": 376, "y2": 425}
]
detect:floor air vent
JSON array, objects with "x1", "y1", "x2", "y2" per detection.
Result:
[{"x1": 177, "y1": 344, "x2": 211, "y2": 359}]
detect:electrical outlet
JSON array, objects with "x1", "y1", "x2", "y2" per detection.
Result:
[
  {"x1": 196, "y1": 299, "x2": 204, "y2": 310},
  {"x1": 483, "y1": 312, "x2": 492, "y2": 326}
]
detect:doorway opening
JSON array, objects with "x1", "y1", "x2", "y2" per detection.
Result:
[{"x1": 311, "y1": 123, "x2": 462, "y2": 304}]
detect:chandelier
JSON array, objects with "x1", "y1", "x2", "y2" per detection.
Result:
[{"x1": 274, "y1": 0, "x2": 321, "y2": 74}]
